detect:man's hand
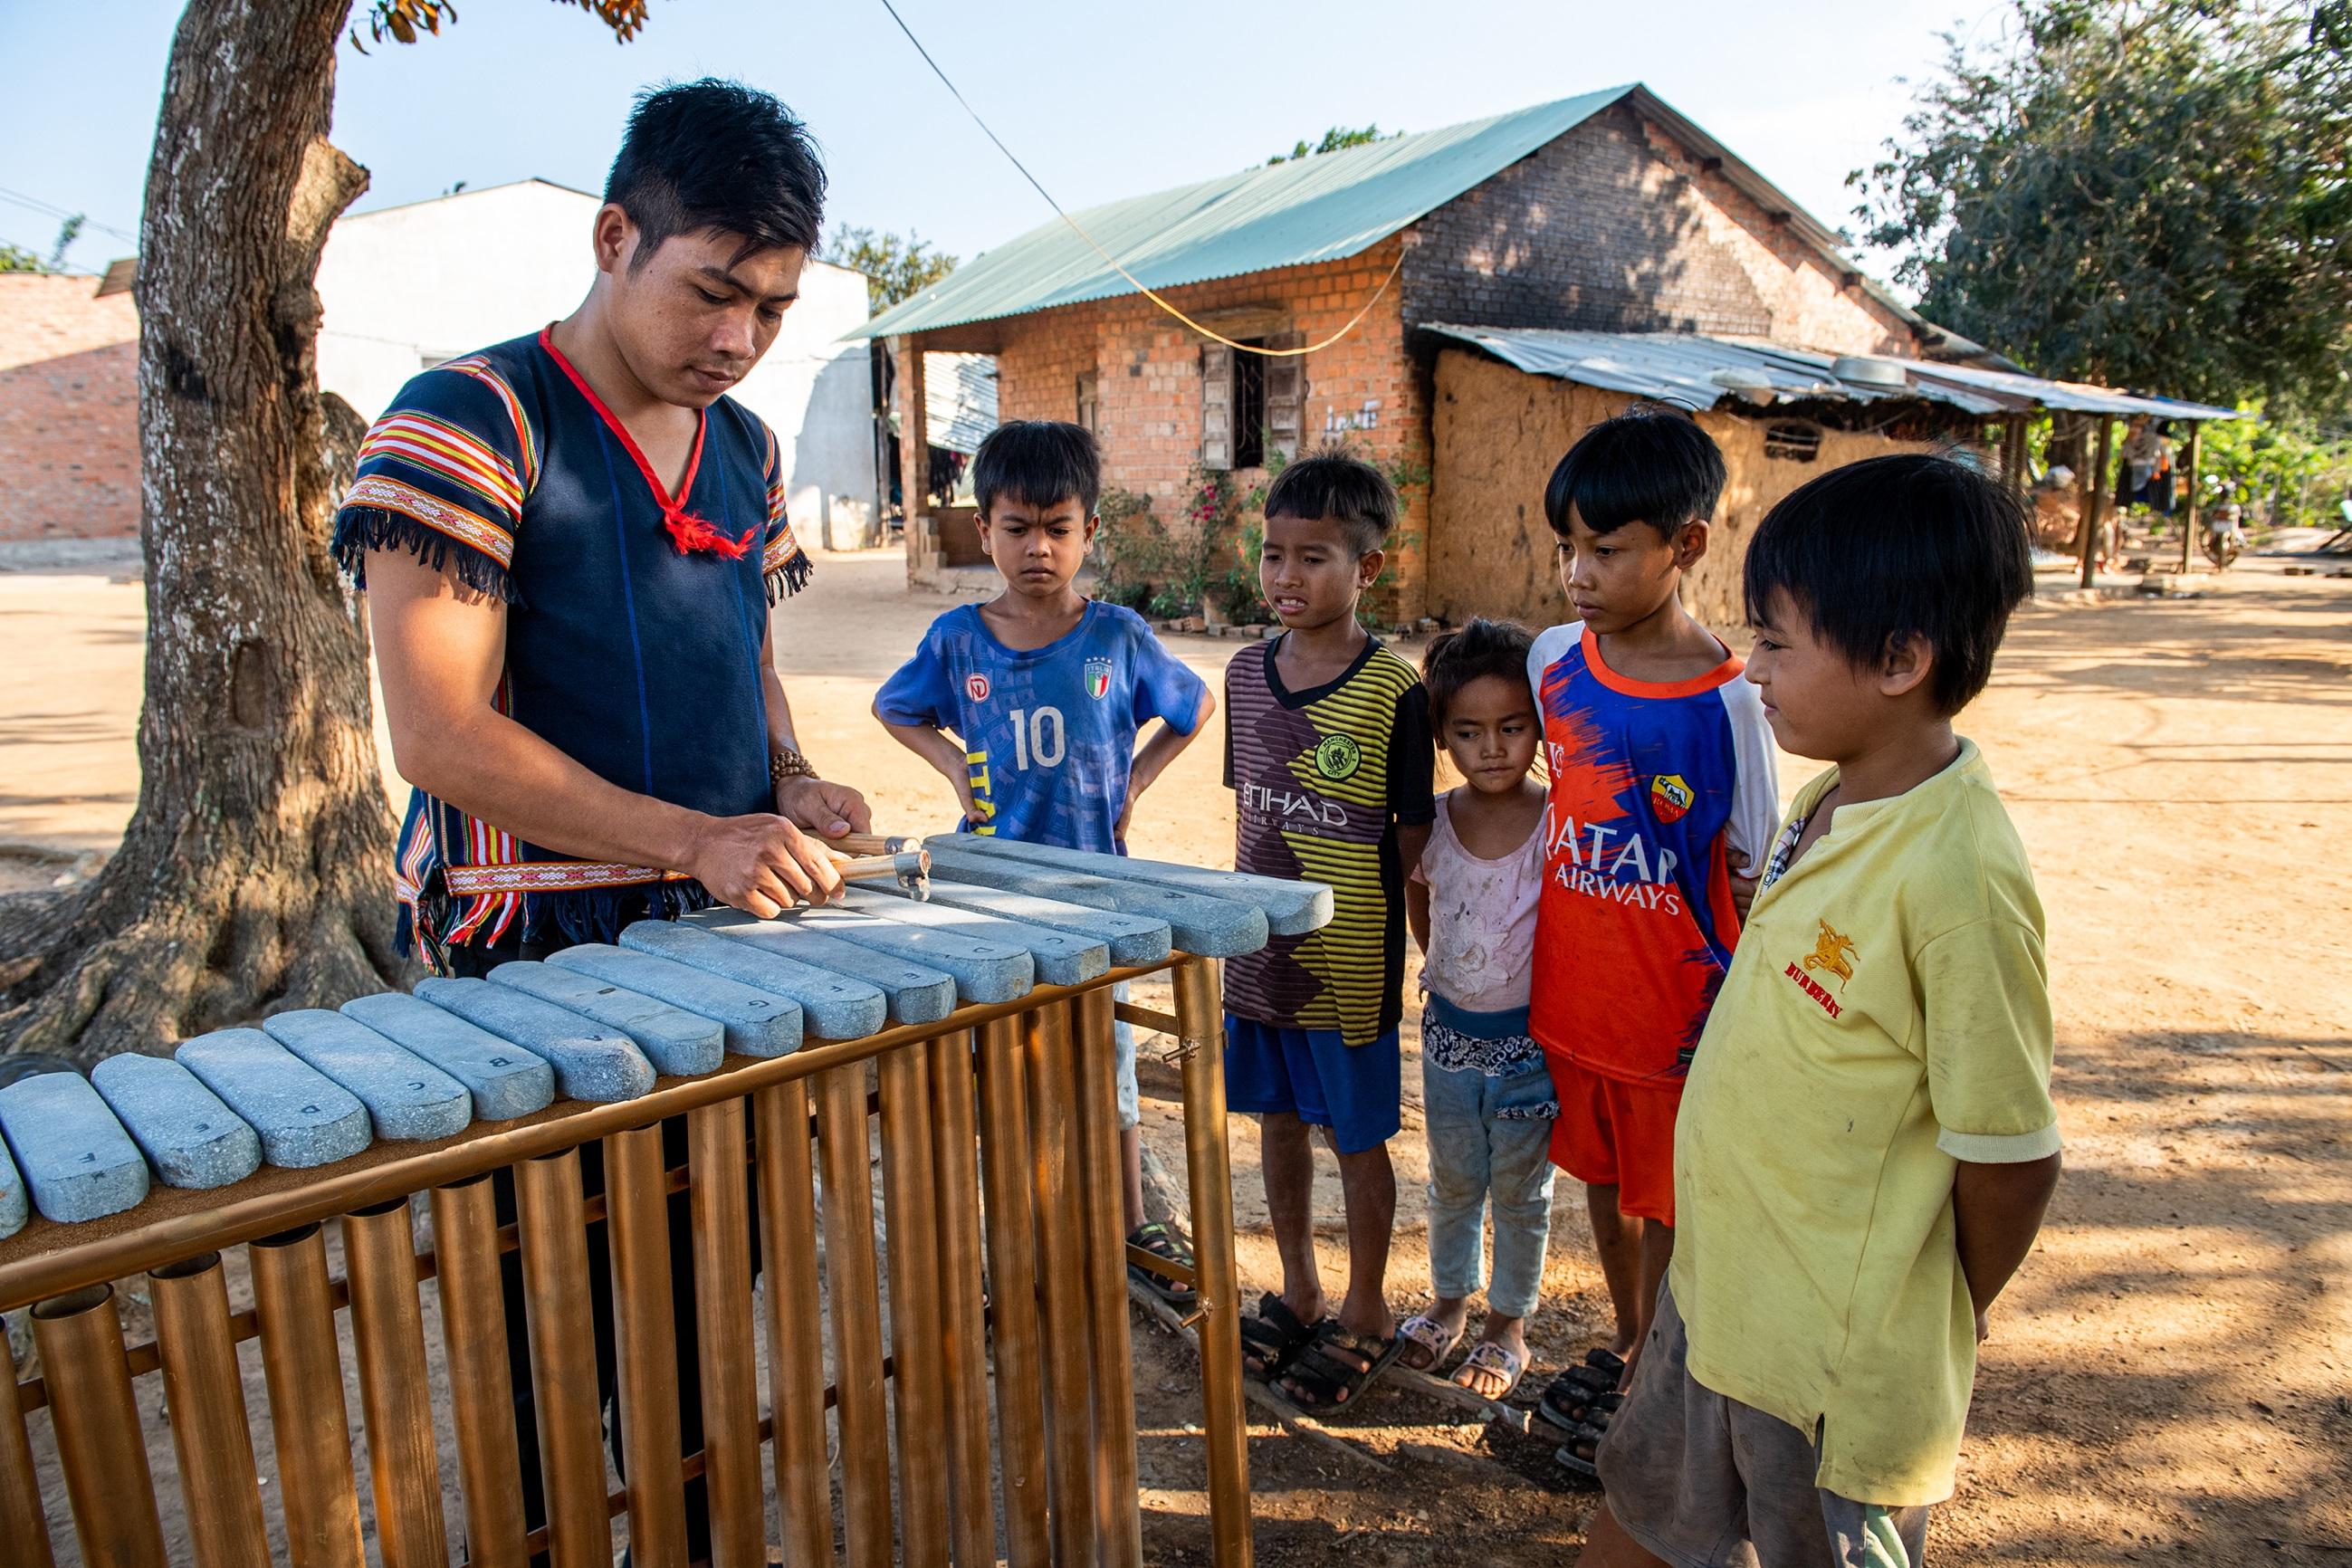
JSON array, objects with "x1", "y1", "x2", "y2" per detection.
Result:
[
  {"x1": 684, "y1": 811, "x2": 846, "y2": 918},
  {"x1": 773, "y1": 776, "x2": 872, "y2": 841}
]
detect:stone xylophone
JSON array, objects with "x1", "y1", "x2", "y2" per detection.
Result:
[{"x1": 0, "y1": 835, "x2": 1326, "y2": 1568}]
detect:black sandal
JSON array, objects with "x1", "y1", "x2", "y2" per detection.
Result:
[
  {"x1": 1554, "y1": 1395, "x2": 1621, "y2": 1478},
  {"x1": 1276, "y1": 1320, "x2": 1404, "y2": 1413},
  {"x1": 1126, "y1": 1221, "x2": 1199, "y2": 1313},
  {"x1": 1238, "y1": 1292, "x2": 1321, "y2": 1382},
  {"x1": 1536, "y1": 1348, "x2": 1626, "y2": 1429}
]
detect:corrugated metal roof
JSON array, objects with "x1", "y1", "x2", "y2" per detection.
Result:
[
  {"x1": 923, "y1": 351, "x2": 999, "y2": 454},
  {"x1": 1421, "y1": 324, "x2": 2243, "y2": 423},
  {"x1": 856, "y1": 87, "x2": 1633, "y2": 339}
]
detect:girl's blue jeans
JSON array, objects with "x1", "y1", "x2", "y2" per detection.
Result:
[{"x1": 1422, "y1": 1054, "x2": 1558, "y2": 1320}]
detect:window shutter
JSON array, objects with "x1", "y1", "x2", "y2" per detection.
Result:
[
  {"x1": 1076, "y1": 368, "x2": 1099, "y2": 435},
  {"x1": 1200, "y1": 343, "x2": 1233, "y2": 470},
  {"x1": 1264, "y1": 333, "x2": 1305, "y2": 463}
]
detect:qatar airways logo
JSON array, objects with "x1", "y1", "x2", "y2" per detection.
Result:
[{"x1": 1546, "y1": 809, "x2": 1683, "y2": 913}]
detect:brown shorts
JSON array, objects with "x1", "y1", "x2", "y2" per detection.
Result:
[{"x1": 1596, "y1": 1284, "x2": 1931, "y2": 1567}]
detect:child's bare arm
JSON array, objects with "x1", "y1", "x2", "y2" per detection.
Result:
[
  {"x1": 1396, "y1": 823, "x2": 1431, "y2": 894},
  {"x1": 1406, "y1": 875, "x2": 1430, "y2": 954},
  {"x1": 1118, "y1": 688, "x2": 1216, "y2": 838},
  {"x1": 1953, "y1": 1152, "x2": 2061, "y2": 1337},
  {"x1": 875, "y1": 711, "x2": 989, "y2": 825}
]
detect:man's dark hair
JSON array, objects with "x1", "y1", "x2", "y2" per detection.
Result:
[
  {"x1": 1744, "y1": 452, "x2": 2033, "y2": 715},
  {"x1": 972, "y1": 421, "x2": 1102, "y2": 519},
  {"x1": 1263, "y1": 448, "x2": 1397, "y2": 557},
  {"x1": 1544, "y1": 406, "x2": 1726, "y2": 539},
  {"x1": 605, "y1": 79, "x2": 827, "y2": 267},
  {"x1": 1422, "y1": 617, "x2": 1536, "y2": 730}
]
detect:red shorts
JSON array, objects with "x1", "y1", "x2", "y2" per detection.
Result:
[{"x1": 1545, "y1": 1055, "x2": 1684, "y2": 1225}]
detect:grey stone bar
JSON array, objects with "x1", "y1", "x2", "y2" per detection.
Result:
[
  {"x1": 921, "y1": 846, "x2": 1270, "y2": 958},
  {"x1": 622, "y1": 920, "x2": 894, "y2": 1037},
  {"x1": 0, "y1": 1069, "x2": 150, "y2": 1223},
  {"x1": 489, "y1": 960, "x2": 734, "y2": 1073},
  {"x1": 176, "y1": 1028, "x2": 374, "y2": 1171},
  {"x1": 90, "y1": 1053, "x2": 263, "y2": 1190},
  {"x1": 778, "y1": 903, "x2": 1036, "y2": 1004},
  {"x1": 933, "y1": 832, "x2": 1331, "y2": 933},
  {"x1": 675, "y1": 913, "x2": 961, "y2": 1024},
  {"x1": 414, "y1": 978, "x2": 657, "y2": 1104},
  {"x1": 262, "y1": 1009, "x2": 473, "y2": 1143},
  {"x1": 871, "y1": 876, "x2": 1173, "y2": 968},
  {"x1": 536, "y1": 947, "x2": 800, "y2": 1061},
  {"x1": 837, "y1": 885, "x2": 1109, "y2": 987},
  {"x1": 339, "y1": 991, "x2": 558, "y2": 1122}
]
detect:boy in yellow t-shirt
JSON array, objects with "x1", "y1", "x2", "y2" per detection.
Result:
[{"x1": 1573, "y1": 454, "x2": 2063, "y2": 1568}]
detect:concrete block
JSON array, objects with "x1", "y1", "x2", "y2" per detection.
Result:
[
  {"x1": 339, "y1": 992, "x2": 556, "y2": 1122},
  {"x1": 0, "y1": 1070, "x2": 150, "y2": 1223},
  {"x1": 921, "y1": 847, "x2": 1270, "y2": 958},
  {"x1": 90, "y1": 1053, "x2": 262, "y2": 1190},
  {"x1": 489, "y1": 960, "x2": 733, "y2": 1073},
  {"x1": 0, "y1": 1142, "x2": 22, "y2": 1239},
  {"x1": 623, "y1": 920, "x2": 892, "y2": 1037},
  {"x1": 676, "y1": 913, "x2": 960, "y2": 1024},
  {"x1": 868, "y1": 876, "x2": 1171, "y2": 968},
  {"x1": 415, "y1": 979, "x2": 657, "y2": 1104},
  {"x1": 532, "y1": 947, "x2": 798, "y2": 1061},
  {"x1": 261, "y1": 1009, "x2": 473, "y2": 1143},
  {"x1": 773, "y1": 902, "x2": 1036, "y2": 1004},
  {"x1": 837, "y1": 885, "x2": 1109, "y2": 987},
  {"x1": 934, "y1": 832, "x2": 1329, "y2": 935},
  {"x1": 177, "y1": 1029, "x2": 374, "y2": 1171}
]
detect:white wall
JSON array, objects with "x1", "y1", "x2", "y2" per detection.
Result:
[{"x1": 316, "y1": 180, "x2": 876, "y2": 547}]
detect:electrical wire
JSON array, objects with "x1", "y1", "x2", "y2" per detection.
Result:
[
  {"x1": 0, "y1": 186, "x2": 139, "y2": 246},
  {"x1": 871, "y1": 0, "x2": 1402, "y2": 358}
]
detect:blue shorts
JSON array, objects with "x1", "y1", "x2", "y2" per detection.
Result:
[{"x1": 1223, "y1": 1014, "x2": 1401, "y2": 1155}]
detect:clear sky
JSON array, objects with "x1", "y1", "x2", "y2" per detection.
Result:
[{"x1": 0, "y1": 0, "x2": 2002, "y2": 285}]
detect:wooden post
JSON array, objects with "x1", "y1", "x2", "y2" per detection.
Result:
[
  {"x1": 2006, "y1": 415, "x2": 2030, "y2": 496},
  {"x1": 2077, "y1": 416, "x2": 2114, "y2": 590},
  {"x1": 2180, "y1": 423, "x2": 2202, "y2": 575},
  {"x1": 894, "y1": 335, "x2": 931, "y2": 588}
]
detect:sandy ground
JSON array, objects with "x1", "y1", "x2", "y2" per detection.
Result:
[{"x1": 3, "y1": 541, "x2": 2349, "y2": 1564}]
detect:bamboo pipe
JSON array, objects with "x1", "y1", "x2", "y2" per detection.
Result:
[
  {"x1": 0, "y1": 965, "x2": 1168, "y2": 1314},
  {"x1": 689, "y1": 1101, "x2": 766, "y2": 1568},
  {"x1": 341, "y1": 1200, "x2": 448, "y2": 1568},
  {"x1": 28, "y1": 1284, "x2": 165, "y2": 1568},
  {"x1": 514, "y1": 1150, "x2": 613, "y2": 1568},
  {"x1": 429, "y1": 1174, "x2": 531, "y2": 1568},
  {"x1": 752, "y1": 1080, "x2": 834, "y2": 1568},
  {"x1": 605, "y1": 1124, "x2": 689, "y2": 1568},
  {"x1": 974, "y1": 1014, "x2": 1050, "y2": 1567},
  {"x1": 148, "y1": 1254, "x2": 267, "y2": 1568},
  {"x1": 1024, "y1": 1001, "x2": 1096, "y2": 1568},
  {"x1": 877, "y1": 1041, "x2": 951, "y2": 1565},
  {"x1": 1172, "y1": 957, "x2": 1254, "y2": 1568},
  {"x1": 816, "y1": 1062, "x2": 893, "y2": 1568},
  {"x1": 249, "y1": 1225, "x2": 366, "y2": 1568},
  {"x1": 0, "y1": 1301, "x2": 53, "y2": 1568},
  {"x1": 1074, "y1": 986, "x2": 1145, "y2": 1567},
  {"x1": 926, "y1": 1031, "x2": 997, "y2": 1568}
]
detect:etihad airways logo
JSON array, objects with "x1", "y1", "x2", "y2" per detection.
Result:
[
  {"x1": 1544, "y1": 810, "x2": 1683, "y2": 914},
  {"x1": 1245, "y1": 783, "x2": 1351, "y2": 827}
]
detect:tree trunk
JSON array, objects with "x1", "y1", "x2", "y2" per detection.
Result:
[{"x1": 0, "y1": 0, "x2": 403, "y2": 1062}]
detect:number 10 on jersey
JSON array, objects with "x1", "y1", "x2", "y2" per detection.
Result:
[{"x1": 1009, "y1": 706, "x2": 1065, "y2": 770}]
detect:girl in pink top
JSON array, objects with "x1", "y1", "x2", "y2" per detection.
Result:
[{"x1": 1399, "y1": 620, "x2": 1556, "y2": 1400}]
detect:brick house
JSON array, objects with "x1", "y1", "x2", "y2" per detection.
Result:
[
  {"x1": 0, "y1": 274, "x2": 141, "y2": 542},
  {"x1": 860, "y1": 85, "x2": 2234, "y2": 629}
]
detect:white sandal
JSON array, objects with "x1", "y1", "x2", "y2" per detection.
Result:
[
  {"x1": 1451, "y1": 1340, "x2": 1527, "y2": 1401},
  {"x1": 1395, "y1": 1311, "x2": 1460, "y2": 1372}
]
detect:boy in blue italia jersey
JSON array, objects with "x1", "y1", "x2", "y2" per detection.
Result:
[{"x1": 875, "y1": 420, "x2": 1215, "y2": 1303}]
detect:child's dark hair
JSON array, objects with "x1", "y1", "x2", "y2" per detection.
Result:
[
  {"x1": 1744, "y1": 452, "x2": 2032, "y2": 715},
  {"x1": 971, "y1": 421, "x2": 1101, "y2": 519},
  {"x1": 1422, "y1": 617, "x2": 1536, "y2": 729},
  {"x1": 1544, "y1": 406, "x2": 1726, "y2": 539},
  {"x1": 606, "y1": 80, "x2": 827, "y2": 267},
  {"x1": 1263, "y1": 448, "x2": 1397, "y2": 557}
]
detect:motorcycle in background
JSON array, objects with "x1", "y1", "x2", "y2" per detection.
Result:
[{"x1": 2204, "y1": 502, "x2": 2245, "y2": 569}]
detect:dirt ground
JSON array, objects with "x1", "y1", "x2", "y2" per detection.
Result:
[{"x1": 3, "y1": 540, "x2": 2348, "y2": 1565}]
